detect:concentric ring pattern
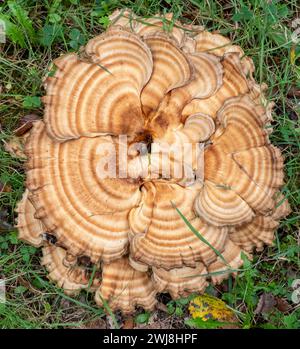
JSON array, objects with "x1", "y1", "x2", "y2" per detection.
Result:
[{"x1": 16, "y1": 10, "x2": 290, "y2": 314}]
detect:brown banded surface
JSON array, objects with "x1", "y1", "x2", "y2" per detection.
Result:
[
  {"x1": 95, "y1": 257, "x2": 157, "y2": 313},
  {"x1": 16, "y1": 10, "x2": 290, "y2": 314}
]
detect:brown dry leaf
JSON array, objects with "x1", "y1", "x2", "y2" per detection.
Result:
[
  {"x1": 122, "y1": 316, "x2": 134, "y2": 329},
  {"x1": 275, "y1": 297, "x2": 291, "y2": 313},
  {"x1": 254, "y1": 293, "x2": 277, "y2": 315},
  {"x1": 14, "y1": 114, "x2": 40, "y2": 136},
  {"x1": 287, "y1": 86, "x2": 300, "y2": 98},
  {"x1": 78, "y1": 318, "x2": 106, "y2": 329},
  {"x1": 0, "y1": 182, "x2": 12, "y2": 193}
]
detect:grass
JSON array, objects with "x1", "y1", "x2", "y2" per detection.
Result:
[{"x1": 0, "y1": 0, "x2": 299, "y2": 329}]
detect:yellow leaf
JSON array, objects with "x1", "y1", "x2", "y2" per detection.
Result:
[
  {"x1": 290, "y1": 46, "x2": 296, "y2": 65},
  {"x1": 188, "y1": 294, "x2": 237, "y2": 322}
]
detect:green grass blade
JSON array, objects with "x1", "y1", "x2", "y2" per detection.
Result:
[
  {"x1": 171, "y1": 200, "x2": 229, "y2": 267},
  {"x1": 7, "y1": 1, "x2": 36, "y2": 44}
]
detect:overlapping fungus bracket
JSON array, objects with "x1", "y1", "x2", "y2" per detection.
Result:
[{"x1": 16, "y1": 9, "x2": 290, "y2": 314}]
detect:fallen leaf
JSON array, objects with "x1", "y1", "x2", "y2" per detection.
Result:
[
  {"x1": 14, "y1": 114, "x2": 40, "y2": 136},
  {"x1": 188, "y1": 294, "x2": 237, "y2": 324},
  {"x1": 254, "y1": 293, "x2": 276, "y2": 315},
  {"x1": 287, "y1": 87, "x2": 300, "y2": 98},
  {"x1": 122, "y1": 316, "x2": 134, "y2": 329},
  {"x1": 275, "y1": 297, "x2": 291, "y2": 313},
  {"x1": 0, "y1": 182, "x2": 12, "y2": 193},
  {"x1": 79, "y1": 318, "x2": 106, "y2": 329}
]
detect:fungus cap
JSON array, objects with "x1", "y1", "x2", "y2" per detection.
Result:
[{"x1": 16, "y1": 10, "x2": 290, "y2": 314}]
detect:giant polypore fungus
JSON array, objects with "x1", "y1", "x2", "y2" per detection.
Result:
[{"x1": 16, "y1": 10, "x2": 290, "y2": 314}]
